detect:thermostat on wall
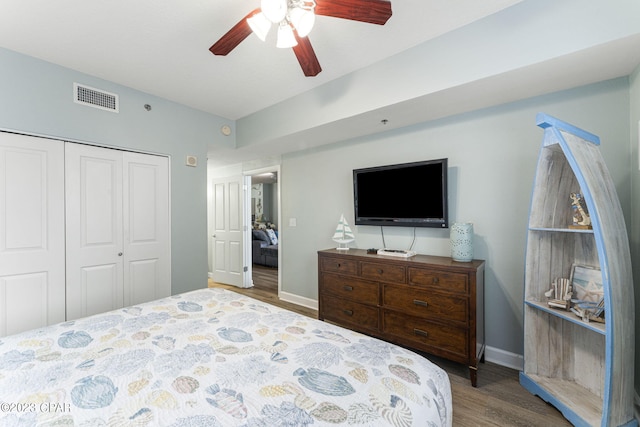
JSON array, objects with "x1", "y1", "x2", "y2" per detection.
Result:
[{"x1": 185, "y1": 155, "x2": 198, "y2": 167}]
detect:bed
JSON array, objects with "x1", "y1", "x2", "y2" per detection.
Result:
[{"x1": 0, "y1": 288, "x2": 452, "y2": 426}]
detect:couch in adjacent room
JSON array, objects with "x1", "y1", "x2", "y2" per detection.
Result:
[{"x1": 252, "y1": 228, "x2": 278, "y2": 268}]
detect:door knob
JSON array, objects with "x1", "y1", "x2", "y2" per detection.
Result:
[{"x1": 118, "y1": 252, "x2": 123, "y2": 256}]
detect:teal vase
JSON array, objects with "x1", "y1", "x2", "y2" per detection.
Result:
[{"x1": 450, "y1": 222, "x2": 473, "y2": 262}]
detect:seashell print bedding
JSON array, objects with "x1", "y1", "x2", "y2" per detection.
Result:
[{"x1": 0, "y1": 288, "x2": 451, "y2": 426}]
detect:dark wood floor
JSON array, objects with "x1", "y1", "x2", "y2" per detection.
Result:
[
  {"x1": 209, "y1": 269, "x2": 316, "y2": 318},
  {"x1": 251, "y1": 264, "x2": 278, "y2": 293},
  {"x1": 207, "y1": 277, "x2": 571, "y2": 426}
]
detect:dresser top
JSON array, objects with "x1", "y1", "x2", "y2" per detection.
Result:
[{"x1": 318, "y1": 248, "x2": 485, "y2": 271}]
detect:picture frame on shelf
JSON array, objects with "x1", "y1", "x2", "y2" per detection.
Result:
[
  {"x1": 570, "y1": 264, "x2": 605, "y2": 323},
  {"x1": 570, "y1": 264, "x2": 603, "y2": 303}
]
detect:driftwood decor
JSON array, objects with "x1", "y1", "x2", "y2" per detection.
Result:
[
  {"x1": 570, "y1": 298, "x2": 605, "y2": 324},
  {"x1": 544, "y1": 277, "x2": 571, "y2": 310},
  {"x1": 544, "y1": 264, "x2": 605, "y2": 324}
]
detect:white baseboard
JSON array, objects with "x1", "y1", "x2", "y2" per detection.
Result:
[
  {"x1": 484, "y1": 345, "x2": 524, "y2": 371},
  {"x1": 278, "y1": 291, "x2": 318, "y2": 311}
]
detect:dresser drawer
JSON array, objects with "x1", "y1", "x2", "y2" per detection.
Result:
[
  {"x1": 382, "y1": 284, "x2": 468, "y2": 324},
  {"x1": 320, "y1": 257, "x2": 357, "y2": 275},
  {"x1": 322, "y1": 295, "x2": 379, "y2": 331},
  {"x1": 361, "y1": 262, "x2": 405, "y2": 283},
  {"x1": 408, "y1": 268, "x2": 468, "y2": 294},
  {"x1": 321, "y1": 273, "x2": 378, "y2": 305},
  {"x1": 383, "y1": 310, "x2": 468, "y2": 359}
]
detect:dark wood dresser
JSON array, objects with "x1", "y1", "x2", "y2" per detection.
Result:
[{"x1": 318, "y1": 248, "x2": 485, "y2": 386}]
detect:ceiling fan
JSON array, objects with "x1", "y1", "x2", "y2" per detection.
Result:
[{"x1": 210, "y1": 0, "x2": 392, "y2": 77}]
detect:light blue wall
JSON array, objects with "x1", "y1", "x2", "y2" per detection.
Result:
[
  {"x1": 0, "y1": 47, "x2": 229, "y2": 295},
  {"x1": 280, "y1": 77, "x2": 631, "y2": 356}
]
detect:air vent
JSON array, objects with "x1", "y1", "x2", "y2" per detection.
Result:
[{"x1": 74, "y1": 83, "x2": 119, "y2": 113}]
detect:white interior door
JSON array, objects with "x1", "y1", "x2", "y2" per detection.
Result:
[
  {"x1": 212, "y1": 175, "x2": 247, "y2": 287},
  {"x1": 0, "y1": 133, "x2": 65, "y2": 336},
  {"x1": 65, "y1": 143, "x2": 124, "y2": 320},
  {"x1": 123, "y1": 152, "x2": 170, "y2": 306}
]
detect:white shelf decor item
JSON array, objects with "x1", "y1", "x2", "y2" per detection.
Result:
[
  {"x1": 332, "y1": 214, "x2": 355, "y2": 250},
  {"x1": 450, "y1": 222, "x2": 474, "y2": 262},
  {"x1": 520, "y1": 113, "x2": 636, "y2": 427}
]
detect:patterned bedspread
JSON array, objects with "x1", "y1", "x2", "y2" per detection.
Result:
[{"x1": 0, "y1": 288, "x2": 452, "y2": 426}]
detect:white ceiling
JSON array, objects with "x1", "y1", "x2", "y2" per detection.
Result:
[{"x1": 0, "y1": 0, "x2": 522, "y2": 120}]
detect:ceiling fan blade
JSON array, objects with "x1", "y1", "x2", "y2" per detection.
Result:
[
  {"x1": 315, "y1": 0, "x2": 392, "y2": 25},
  {"x1": 292, "y1": 35, "x2": 322, "y2": 76},
  {"x1": 210, "y1": 9, "x2": 260, "y2": 56}
]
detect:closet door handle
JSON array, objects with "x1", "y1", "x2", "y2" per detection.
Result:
[{"x1": 118, "y1": 252, "x2": 123, "y2": 256}]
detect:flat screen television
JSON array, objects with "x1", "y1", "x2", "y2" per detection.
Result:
[{"x1": 353, "y1": 158, "x2": 448, "y2": 228}]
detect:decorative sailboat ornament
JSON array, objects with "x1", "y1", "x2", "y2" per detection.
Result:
[{"x1": 332, "y1": 214, "x2": 355, "y2": 250}]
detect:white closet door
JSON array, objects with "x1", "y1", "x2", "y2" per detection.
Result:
[
  {"x1": 123, "y1": 152, "x2": 170, "y2": 306},
  {"x1": 65, "y1": 143, "x2": 124, "y2": 320},
  {"x1": 0, "y1": 133, "x2": 65, "y2": 336}
]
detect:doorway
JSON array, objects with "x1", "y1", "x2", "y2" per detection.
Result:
[{"x1": 248, "y1": 168, "x2": 279, "y2": 295}]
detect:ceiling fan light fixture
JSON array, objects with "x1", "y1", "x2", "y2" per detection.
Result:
[
  {"x1": 210, "y1": 0, "x2": 392, "y2": 77},
  {"x1": 261, "y1": 0, "x2": 288, "y2": 23},
  {"x1": 289, "y1": 6, "x2": 315, "y2": 37},
  {"x1": 247, "y1": 12, "x2": 271, "y2": 41},
  {"x1": 276, "y1": 23, "x2": 298, "y2": 48}
]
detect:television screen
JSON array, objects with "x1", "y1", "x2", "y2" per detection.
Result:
[{"x1": 353, "y1": 158, "x2": 448, "y2": 228}]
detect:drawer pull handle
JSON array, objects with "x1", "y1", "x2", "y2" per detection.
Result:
[
  {"x1": 343, "y1": 285, "x2": 354, "y2": 291},
  {"x1": 413, "y1": 299, "x2": 428, "y2": 308},
  {"x1": 414, "y1": 328, "x2": 428, "y2": 338},
  {"x1": 336, "y1": 263, "x2": 341, "y2": 268},
  {"x1": 432, "y1": 277, "x2": 439, "y2": 285},
  {"x1": 377, "y1": 269, "x2": 384, "y2": 274},
  {"x1": 343, "y1": 310, "x2": 354, "y2": 316}
]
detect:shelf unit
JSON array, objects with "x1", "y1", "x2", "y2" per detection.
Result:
[{"x1": 520, "y1": 114, "x2": 636, "y2": 427}]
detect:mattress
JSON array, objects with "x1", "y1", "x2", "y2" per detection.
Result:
[{"x1": 0, "y1": 288, "x2": 452, "y2": 426}]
